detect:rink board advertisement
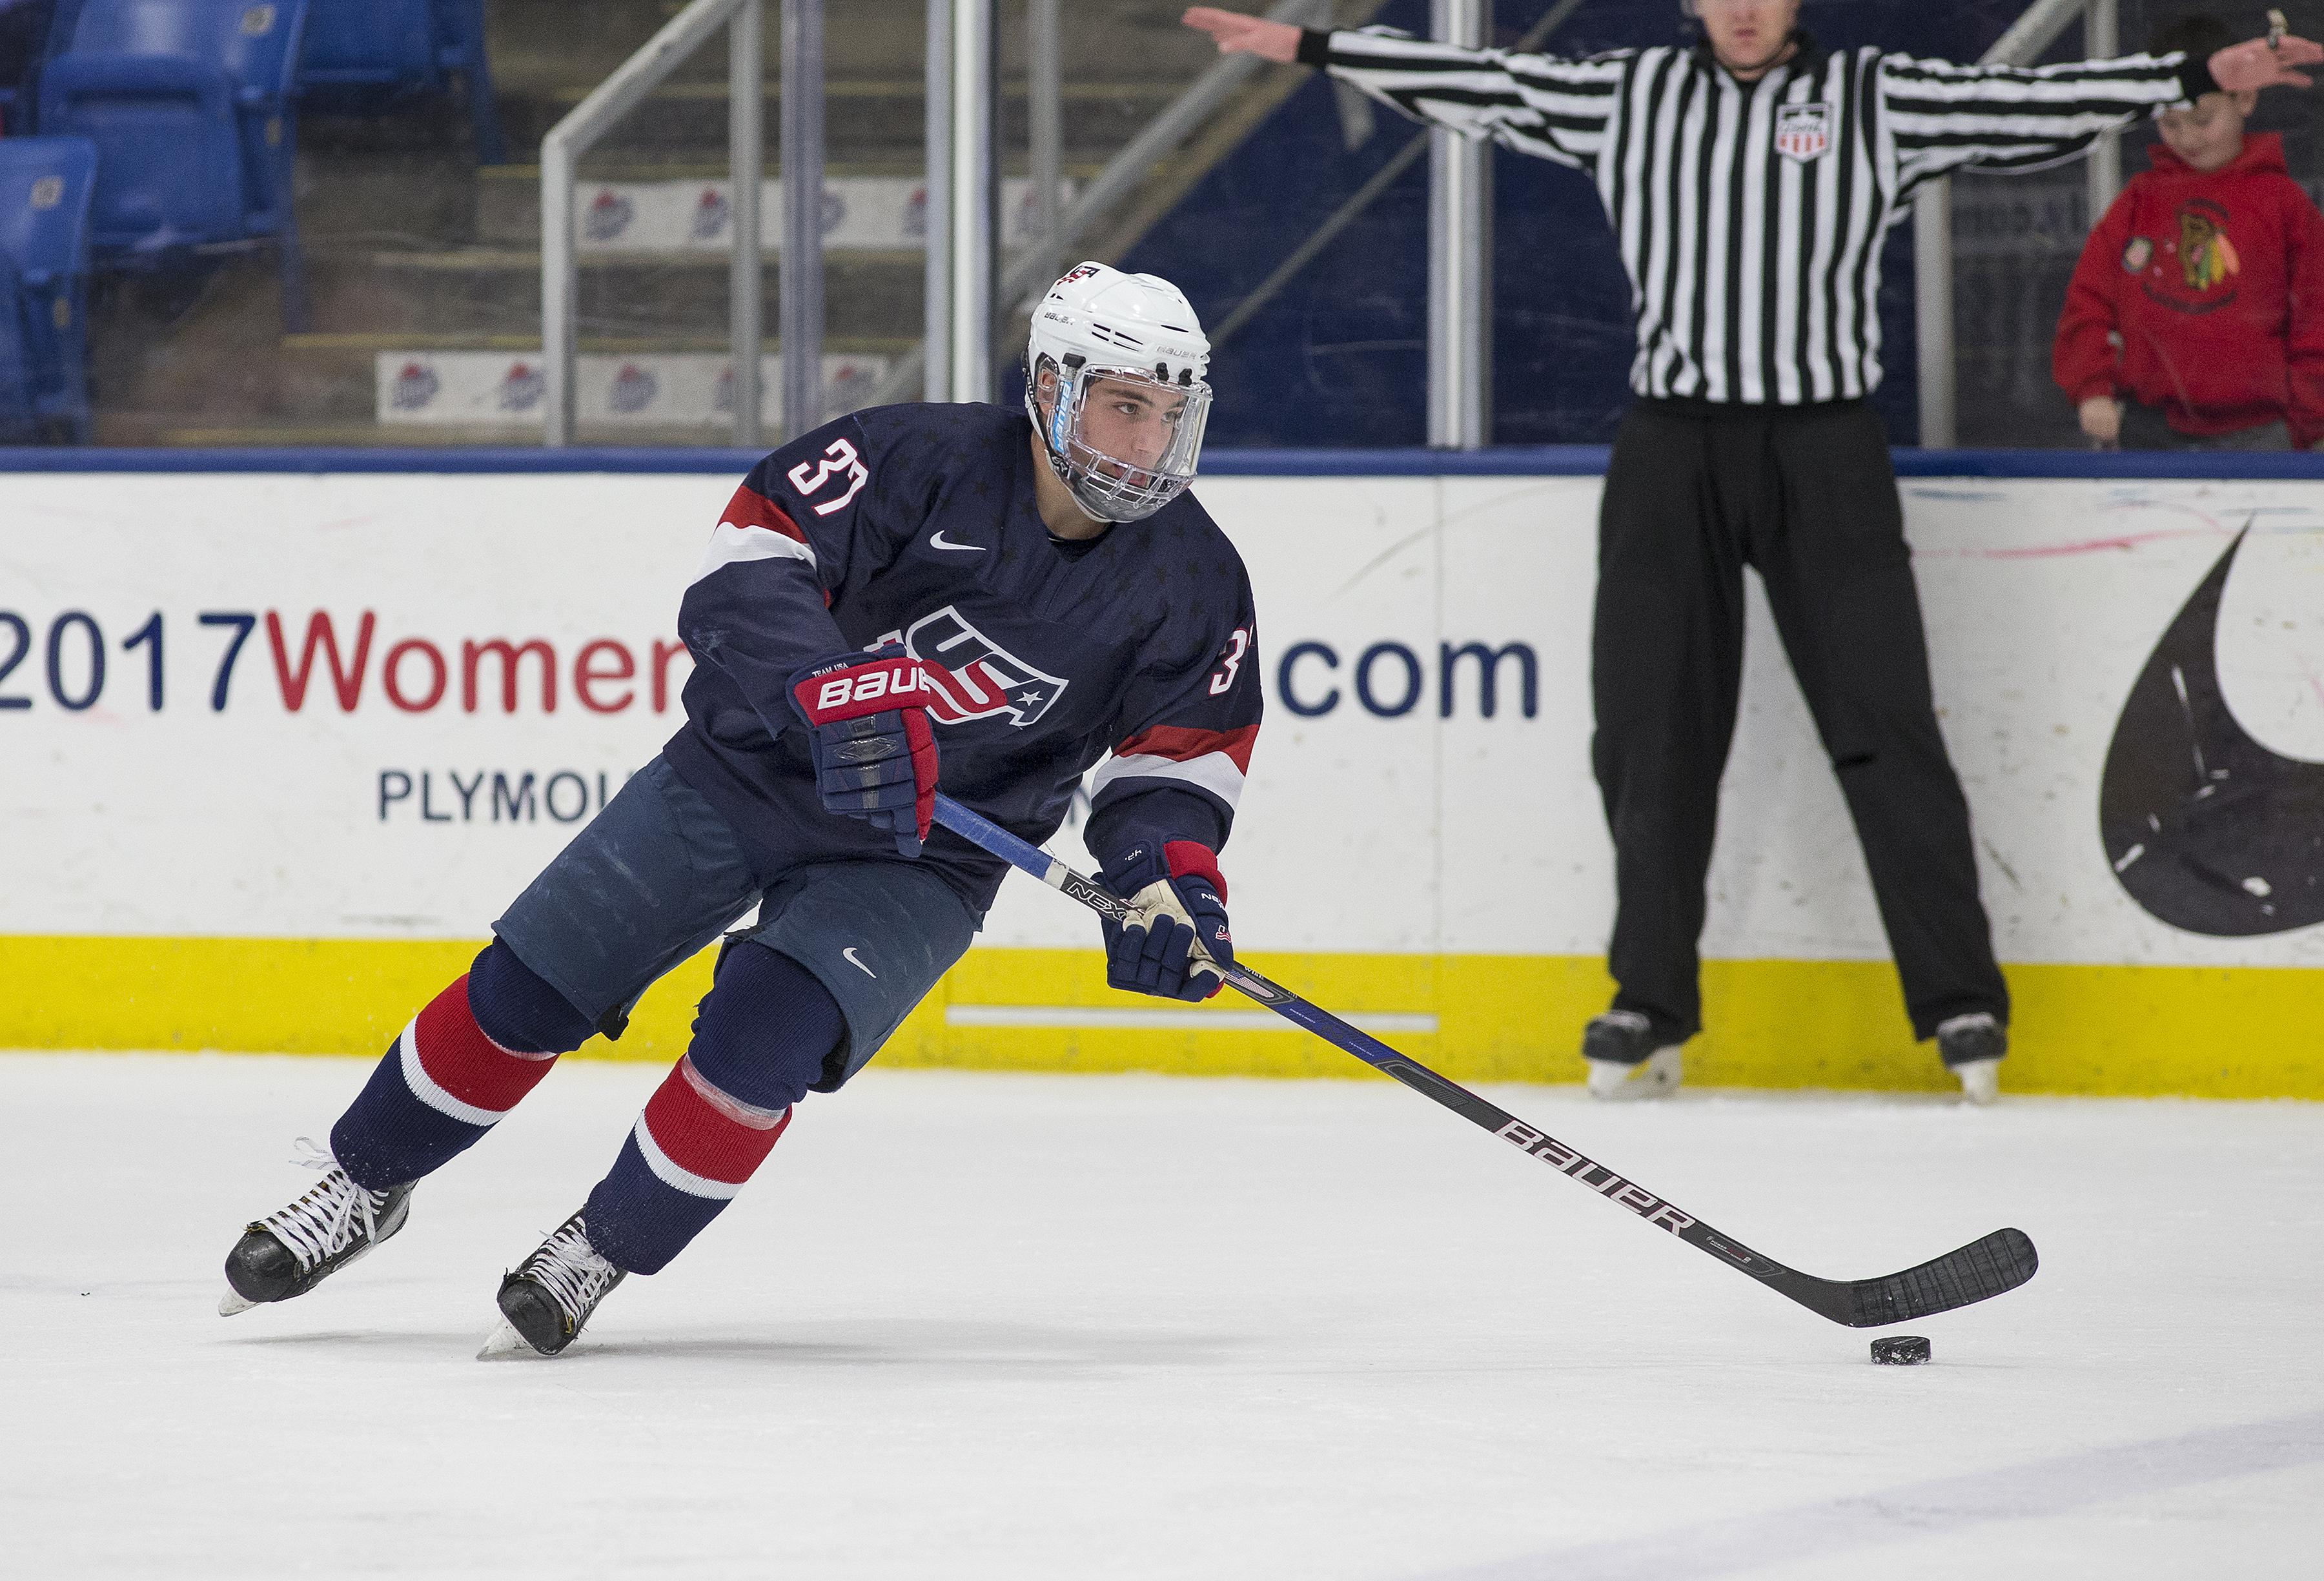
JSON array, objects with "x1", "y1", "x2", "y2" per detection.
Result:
[{"x1": 2, "y1": 464, "x2": 2320, "y2": 1095}]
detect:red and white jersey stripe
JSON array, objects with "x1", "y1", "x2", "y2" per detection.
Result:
[
  {"x1": 1090, "y1": 722, "x2": 1258, "y2": 815},
  {"x1": 692, "y1": 484, "x2": 817, "y2": 587}
]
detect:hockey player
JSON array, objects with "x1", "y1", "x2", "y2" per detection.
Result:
[{"x1": 218, "y1": 263, "x2": 1262, "y2": 1356}]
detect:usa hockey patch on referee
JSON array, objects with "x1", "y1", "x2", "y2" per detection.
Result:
[{"x1": 1774, "y1": 103, "x2": 1831, "y2": 162}]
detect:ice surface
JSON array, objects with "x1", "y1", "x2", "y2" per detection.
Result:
[{"x1": 4, "y1": 1053, "x2": 2321, "y2": 1579}]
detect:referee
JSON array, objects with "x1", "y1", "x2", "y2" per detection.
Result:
[{"x1": 1186, "y1": 1, "x2": 2320, "y2": 1102}]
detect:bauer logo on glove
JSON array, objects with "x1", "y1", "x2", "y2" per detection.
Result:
[
  {"x1": 808, "y1": 664, "x2": 936, "y2": 715},
  {"x1": 786, "y1": 646, "x2": 944, "y2": 857}
]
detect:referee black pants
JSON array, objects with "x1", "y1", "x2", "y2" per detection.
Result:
[{"x1": 1592, "y1": 398, "x2": 2008, "y2": 1044}]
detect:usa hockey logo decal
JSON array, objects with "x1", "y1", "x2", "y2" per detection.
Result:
[
  {"x1": 584, "y1": 189, "x2": 636, "y2": 243},
  {"x1": 899, "y1": 607, "x2": 1068, "y2": 728},
  {"x1": 389, "y1": 360, "x2": 442, "y2": 413},
  {"x1": 1774, "y1": 103, "x2": 1832, "y2": 162},
  {"x1": 498, "y1": 361, "x2": 545, "y2": 413},
  {"x1": 691, "y1": 187, "x2": 732, "y2": 243}
]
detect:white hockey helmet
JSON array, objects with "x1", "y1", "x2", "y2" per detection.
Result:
[{"x1": 1024, "y1": 261, "x2": 1212, "y2": 524}]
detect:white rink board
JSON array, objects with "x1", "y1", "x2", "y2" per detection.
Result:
[{"x1": 2, "y1": 468, "x2": 2321, "y2": 968}]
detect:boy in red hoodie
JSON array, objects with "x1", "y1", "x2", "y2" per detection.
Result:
[{"x1": 2054, "y1": 15, "x2": 2324, "y2": 450}]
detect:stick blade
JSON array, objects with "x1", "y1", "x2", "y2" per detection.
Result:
[{"x1": 1844, "y1": 1227, "x2": 2037, "y2": 1327}]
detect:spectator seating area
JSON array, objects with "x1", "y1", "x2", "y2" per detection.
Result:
[
  {"x1": 298, "y1": 0, "x2": 502, "y2": 163},
  {"x1": 0, "y1": 0, "x2": 503, "y2": 440},
  {"x1": 39, "y1": 0, "x2": 310, "y2": 325}
]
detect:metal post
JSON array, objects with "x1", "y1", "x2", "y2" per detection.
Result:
[
  {"x1": 1029, "y1": 0, "x2": 1062, "y2": 294},
  {"x1": 732, "y1": 0, "x2": 765, "y2": 447},
  {"x1": 779, "y1": 0, "x2": 824, "y2": 438},
  {"x1": 542, "y1": 0, "x2": 759, "y2": 447},
  {"x1": 2086, "y1": 0, "x2": 2122, "y2": 218},
  {"x1": 949, "y1": 0, "x2": 997, "y2": 403},
  {"x1": 1915, "y1": 182, "x2": 1955, "y2": 449},
  {"x1": 924, "y1": 0, "x2": 952, "y2": 402},
  {"x1": 1428, "y1": 0, "x2": 1489, "y2": 449},
  {"x1": 871, "y1": 0, "x2": 1334, "y2": 410},
  {"x1": 544, "y1": 134, "x2": 578, "y2": 446},
  {"x1": 1911, "y1": 0, "x2": 2095, "y2": 450}
]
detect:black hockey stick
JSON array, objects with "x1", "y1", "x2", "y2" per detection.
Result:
[{"x1": 933, "y1": 794, "x2": 2037, "y2": 1327}]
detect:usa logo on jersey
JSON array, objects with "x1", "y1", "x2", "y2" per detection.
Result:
[{"x1": 889, "y1": 606, "x2": 1068, "y2": 728}]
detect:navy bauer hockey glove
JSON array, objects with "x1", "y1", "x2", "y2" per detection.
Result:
[
  {"x1": 787, "y1": 646, "x2": 942, "y2": 857},
  {"x1": 1098, "y1": 841, "x2": 1234, "y2": 1001}
]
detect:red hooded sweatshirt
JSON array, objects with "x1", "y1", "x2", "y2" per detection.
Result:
[{"x1": 2053, "y1": 132, "x2": 2324, "y2": 445}]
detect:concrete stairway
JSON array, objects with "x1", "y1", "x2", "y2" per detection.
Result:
[{"x1": 85, "y1": 0, "x2": 1280, "y2": 448}]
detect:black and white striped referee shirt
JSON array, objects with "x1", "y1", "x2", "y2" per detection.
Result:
[{"x1": 1300, "y1": 26, "x2": 2215, "y2": 405}]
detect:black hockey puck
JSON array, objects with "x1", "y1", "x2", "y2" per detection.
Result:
[{"x1": 1870, "y1": 1334, "x2": 1932, "y2": 1365}]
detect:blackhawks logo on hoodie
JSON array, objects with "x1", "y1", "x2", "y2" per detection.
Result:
[{"x1": 2178, "y1": 199, "x2": 2241, "y2": 292}]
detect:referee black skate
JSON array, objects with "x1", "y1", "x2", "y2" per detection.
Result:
[{"x1": 1187, "y1": 0, "x2": 2322, "y2": 1102}]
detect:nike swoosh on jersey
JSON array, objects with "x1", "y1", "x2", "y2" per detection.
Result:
[
  {"x1": 2100, "y1": 527, "x2": 2324, "y2": 937},
  {"x1": 929, "y1": 531, "x2": 985, "y2": 553},
  {"x1": 842, "y1": 946, "x2": 877, "y2": 977}
]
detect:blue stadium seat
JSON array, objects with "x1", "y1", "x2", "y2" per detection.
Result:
[
  {"x1": 0, "y1": 253, "x2": 37, "y2": 442},
  {"x1": 299, "y1": 0, "x2": 504, "y2": 165},
  {"x1": 36, "y1": 0, "x2": 309, "y2": 328},
  {"x1": 0, "y1": 0, "x2": 60, "y2": 133},
  {"x1": 0, "y1": 135, "x2": 96, "y2": 442}
]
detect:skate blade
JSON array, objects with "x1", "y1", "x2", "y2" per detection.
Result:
[
  {"x1": 1954, "y1": 1057, "x2": 2001, "y2": 1106},
  {"x1": 218, "y1": 1288, "x2": 258, "y2": 1317},
  {"x1": 476, "y1": 1320, "x2": 545, "y2": 1361},
  {"x1": 1587, "y1": 1048, "x2": 1681, "y2": 1102}
]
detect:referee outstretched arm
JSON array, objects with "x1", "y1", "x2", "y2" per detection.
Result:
[
  {"x1": 1187, "y1": 6, "x2": 2324, "y2": 404},
  {"x1": 1297, "y1": 28, "x2": 2257, "y2": 180}
]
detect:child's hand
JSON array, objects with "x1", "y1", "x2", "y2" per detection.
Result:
[{"x1": 2078, "y1": 395, "x2": 2123, "y2": 447}]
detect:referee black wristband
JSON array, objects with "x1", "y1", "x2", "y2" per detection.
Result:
[
  {"x1": 1297, "y1": 26, "x2": 1333, "y2": 67},
  {"x1": 2175, "y1": 48, "x2": 2221, "y2": 102}
]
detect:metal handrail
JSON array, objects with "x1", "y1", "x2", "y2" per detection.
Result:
[
  {"x1": 872, "y1": 0, "x2": 1338, "y2": 410},
  {"x1": 541, "y1": 0, "x2": 770, "y2": 448},
  {"x1": 1208, "y1": 0, "x2": 1589, "y2": 353},
  {"x1": 1915, "y1": 0, "x2": 2119, "y2": 446}
]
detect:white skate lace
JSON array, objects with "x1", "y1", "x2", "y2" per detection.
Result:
[
  {"x1": 518, "y1": 1219, "x2": 621, "y2": 1321},
  {"x1": 256, "y1": 1137, "x2": 387, "y2": 1271}
]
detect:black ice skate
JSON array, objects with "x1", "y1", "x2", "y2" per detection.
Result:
[
  {"x1": 220, "y1": 1139, "x2": 413, "y2": 1316},
  {"x1": 1937, "y1": 1012, "x2": 2007, "y2": 1106},
  {"x1": 478, "y1": 1212, "x2": 626, "y2": 1359},
  {"x1": 1582, "y1": 1010, "x2": 1683, "y2": 1101}
]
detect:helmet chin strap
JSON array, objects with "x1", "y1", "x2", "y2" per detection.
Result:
[
  {"x1": 1028, "y1": 376, "x2": 1079, "y2": 489},
  {"x1": 1026, "y1": 363, "x2": 1117, "y2": 528}
]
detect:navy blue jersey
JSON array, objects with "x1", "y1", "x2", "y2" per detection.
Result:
[{"x1": 662, "y1": 402, "x2": 1263, "y2": 913}]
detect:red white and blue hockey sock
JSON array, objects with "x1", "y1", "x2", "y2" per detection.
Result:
[
  {"x1": 582, "y1": 1056, "x2": 796, "y2": 1273},
  {"x1": 330, "y1": 942, "x2": 593, "y2": 1190},
  {"x1": 581, "y1": 941, "x2": 841, "y2": 1274}
]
